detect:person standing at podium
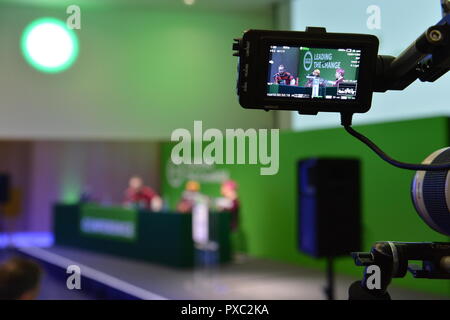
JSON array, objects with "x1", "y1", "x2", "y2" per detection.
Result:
[
  {"x1": 305, "y1": 69, "x2": 322, "y2": 87},
  {"x1": 123, "y1": 175, "x2": 162, "y2": 211},
  {"x1": 176, "y1": 180, "x2": 203, "y2": 213}
]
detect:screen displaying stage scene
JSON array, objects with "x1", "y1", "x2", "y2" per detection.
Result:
[{"x1": 267, "y1": 45, "x2": 361, "y2": 100}]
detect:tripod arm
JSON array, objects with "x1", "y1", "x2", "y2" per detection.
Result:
[{"x1": 374, "y1": 14, "x2": 449, "y2": 92}]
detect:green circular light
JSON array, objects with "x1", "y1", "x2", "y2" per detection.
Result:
[{"x1": 21, "y1": 17, "x2": 79, "y2": 73}]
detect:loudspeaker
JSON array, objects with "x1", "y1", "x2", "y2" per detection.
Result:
[
  {"x1": 0, "y1": 174, "x2": 11, "y2": 204},
  {"x1": 298, "y1": 158, "x2": 361, "y2": 258}
]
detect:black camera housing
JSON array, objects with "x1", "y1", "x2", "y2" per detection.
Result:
[{"x1": 233, "y1": 28, "x2": 379, "y2": 114}]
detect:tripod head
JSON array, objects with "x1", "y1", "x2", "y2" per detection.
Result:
[{"x1": 349, "y1": 242, "x2": 450, "y2": 300}]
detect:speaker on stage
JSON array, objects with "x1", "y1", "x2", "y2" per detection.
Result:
[
  {"x1": 297, "y1": 158, "x2": 361, "y2": 258},
  {"x1": 0, "y1": 174, "x2": 11, "y2": 204}
]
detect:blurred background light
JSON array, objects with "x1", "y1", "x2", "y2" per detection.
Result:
[{"x1": 21, "y1": 17, "x2": 79, "y2": 73}]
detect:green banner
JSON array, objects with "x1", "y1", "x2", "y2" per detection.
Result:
[
  {"x1": 80, "y1": 204, "x2": 137, "y2": 242},
  {"x1": 298, "y1": 47, "x2": 358, "y2": 87}
]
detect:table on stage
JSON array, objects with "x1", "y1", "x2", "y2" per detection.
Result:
[
  {"x1": 268, "y1": 84, "x2": 338, "y2": 97},
  {"x1": 53, "y1": 204, "x2": 231, "y2": 267}
]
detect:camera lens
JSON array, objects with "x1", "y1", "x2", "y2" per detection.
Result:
[{"x1": 411, "y1": 147, "x2": 450, "y2": 236}]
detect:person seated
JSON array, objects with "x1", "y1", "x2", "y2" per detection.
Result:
[
  {"x1": 176, "y1": 180, "x2": 202, "y2": 213},
  {"x1": 333, "y1": 68, "x2": 345, "y2": 87},
  {"x1": 216, "y1": 180, "x2": 240, "y2": 232},
  {"x1": 273, "y1": 65, "x2": 296, "y2": 85},
  {"x1": 0, "y1": 257, "x2": 42, "y2": 300},
  {"x1": 123, "y1": 175, "x2": 162, "y2": 211}
]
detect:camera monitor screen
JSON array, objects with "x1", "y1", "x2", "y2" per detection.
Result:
[{"x1": 267, "y1": 46, "x2": 361, "y2": 101}]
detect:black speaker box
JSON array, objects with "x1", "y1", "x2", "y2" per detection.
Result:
[{"x1": 298, "y1": 158, "x2": 361, "y2": 258}]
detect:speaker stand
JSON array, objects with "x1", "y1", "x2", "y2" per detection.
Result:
[{"x1": 324, "y1": 256, "x2": 335, "y2": 300}]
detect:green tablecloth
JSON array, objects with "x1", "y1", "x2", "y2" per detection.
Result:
[{"x1": 53, "y1": 204, "x2": 231, "y2": 267}]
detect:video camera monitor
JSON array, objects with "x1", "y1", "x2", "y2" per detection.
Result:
[{"x1": 234, "y1": 29, "x2": 379, "y2": 114}]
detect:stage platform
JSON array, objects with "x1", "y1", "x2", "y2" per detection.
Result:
[{"x1": 12, "y1": 245, "x2": 448, "y2": 300}]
